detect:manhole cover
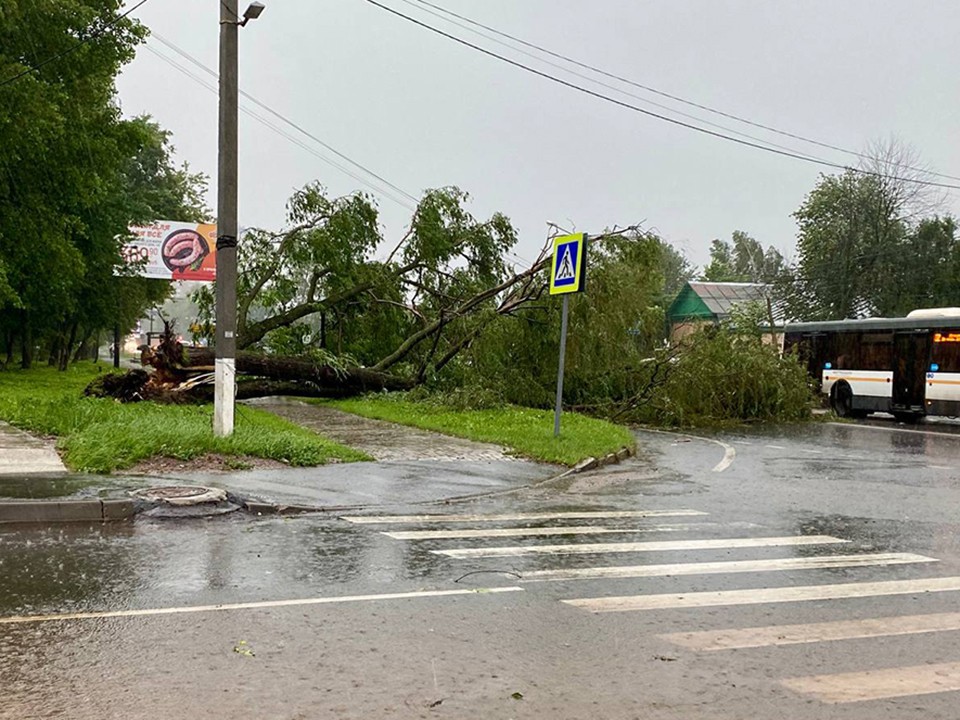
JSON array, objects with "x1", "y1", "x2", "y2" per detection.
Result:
[{"x1": 132, "y1": 485, "x2": 228, "y2": 506}]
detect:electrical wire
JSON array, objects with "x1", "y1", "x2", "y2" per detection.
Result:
[
  {"x1": 362, "y1": 0, "x2": 960, "y2": 191},
  {"x1": 0, "y1": 0, "x2": 152, "y2": 88},
  {"x1": 396, "y1": 0, "x2": 825, "y2": 163},
  {"x1": 148, "y1": 37, "x2": 540, "y2": 267},
  {"x1": 144, "y1": 45, "x2": 417, "y2": 211},
  {"x1": 144, "y1": 44, "x2": 540, "y2": 267},
  {"x1": 150, "y1": 32, "x2": 420, "y2": 206},
  {"x1": 410, "y1": 0, "x2": 960, "y2": 184}
]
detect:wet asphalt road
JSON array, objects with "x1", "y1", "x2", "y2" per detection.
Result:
[{"x1": 5, "y1": 421, "x2": 960, "y2": 718}]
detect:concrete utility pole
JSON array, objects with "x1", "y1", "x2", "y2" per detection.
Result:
[{"x1": 214, "y1": 1, "x2": 264, "y2": 437}]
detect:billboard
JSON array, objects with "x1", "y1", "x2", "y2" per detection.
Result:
[{"x1": 123, "y1": 221, "x2": 217, "y2": 282}]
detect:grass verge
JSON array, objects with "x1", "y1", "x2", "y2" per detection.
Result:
[
  {"x1": 327, "y1": 395, "x2": 635, "y2": 466},
  {"x1": 0, "y1": 365, "x2": 370, "y2": 473}
]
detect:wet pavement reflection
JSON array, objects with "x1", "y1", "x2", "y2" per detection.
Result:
[{"x1": 5, "y1": 419, "x2": 960, "y2": 718}]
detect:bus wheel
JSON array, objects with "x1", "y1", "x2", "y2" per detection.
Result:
[{"x1": 831, "y1": 381, "x2": 861, "y2": 418}]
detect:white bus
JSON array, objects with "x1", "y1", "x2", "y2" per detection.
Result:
[{"x1": 784, "y1": 309, "x2": 960, "y2": 422}]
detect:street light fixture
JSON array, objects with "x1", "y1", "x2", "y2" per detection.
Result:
[
  {"x1": 214, "y1": 0, "x2": 265, "y2": 437},
  {"x1": 241, "y1": 2, "x2": 265, "y2": 25}
]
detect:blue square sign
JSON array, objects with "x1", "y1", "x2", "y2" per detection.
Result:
[{"x1": 549, "y1": 233, "x2": 586, "y2": 295}]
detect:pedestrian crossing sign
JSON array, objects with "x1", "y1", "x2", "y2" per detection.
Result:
[{"x1": 549, "y1": 233, "x2": 587, "y2": 295}]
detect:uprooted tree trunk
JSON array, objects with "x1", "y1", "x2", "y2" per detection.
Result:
[
  {"x1": 85, "y1": 328, "x2": 414, "y2": 403},
  {"x1": 186, "y1": 348, "x2": 415, "y2": 394}
]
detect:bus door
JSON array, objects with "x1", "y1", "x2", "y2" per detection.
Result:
[{"x1": 892, "y1": 330, "x2": 930, "y2": 411}]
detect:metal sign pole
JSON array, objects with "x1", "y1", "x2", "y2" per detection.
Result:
[{"x1": 554, "y1": 294, "x2": 570, "y2": 437}]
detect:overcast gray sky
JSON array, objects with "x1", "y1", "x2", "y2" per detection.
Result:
[{"x1": 116, "y1": 1, "x2": 960, "y2": 269}]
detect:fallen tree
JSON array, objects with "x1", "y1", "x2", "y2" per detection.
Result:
[
  {"x1": 89, "y1": 198, "x2": 637, "y2": 402},
  {"x1": 85, "y1": 328, "x2": 415, "y2": 402}
]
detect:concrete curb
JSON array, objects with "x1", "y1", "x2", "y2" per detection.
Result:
[
  {"x1": 0, "y1": 499, "x2": 135, "y2": 525},
  {"x1": 0, "y1": 446, "x2": 638, "y2": 523},
  {"x1": 550, "y1": 444, "x2": 635, "y2": 482}
]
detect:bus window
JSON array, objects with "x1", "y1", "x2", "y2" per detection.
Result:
[
  {"x1": 931, "y1": 329, "x2": 960, "y2": 371},
  {"x1": 831, "y1": 332, "x2": 861, "y2": 369},
  {"x1": 860, "y1": 332, "x2": 894, "y2": 370}
]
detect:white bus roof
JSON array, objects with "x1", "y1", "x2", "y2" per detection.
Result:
[{"x1": 785, "y1": 316, "x2": 960, "y2": 334}]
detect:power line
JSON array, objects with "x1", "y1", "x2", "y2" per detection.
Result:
[
  {"x1": 144, "y1": 45, "x2": 417, "y2": 211},
  {"x1": 363, "y1": 0, "x2": 960, "y2": 192},
  {"x1": 396, "y1": 0, "x2": 824, "y2": 164},
  {"x1": 150, "y1": 32, "x2": 420, "y2": 206},
  {"x1": 410, "y1": 0, "x2": 960, "y2": 185},
  {"x1": 148, "y1": 37, "x2": 537, "y2": 267},
  {"x1": 0, "y1": 0, "x2": 152, "y2": 88}
]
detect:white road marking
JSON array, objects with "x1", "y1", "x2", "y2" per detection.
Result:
[
  {"x1": 340, "y1": 510, "x2": 707, "y2": 524},
  {"x1": 384, "y1": 522, "x2": 757, "y2": 541},
  {"x1": 0, "y1": 587, "x2": 524, "y2": 625},
  {"x1": 523, "y1": 552, "x2": 935, "y2": 583},
  {"x1": 564, "y1": 576, "x2": 960, "y2": 613},
  {"x1": 800, "y1": 448, "x2": 824, "y2": 454},
  {"x1": 764, "y1": 445, "x2": 787, "y2": 450},
  {"x1": 387, "y1": 526, "x2": 621, "y2": 540},
  {"x1": 433, "y1": 535, "x2": 846, "y2": 559},
  {"x1": 782, "y1": 661, "x2": 960, "y2": 704},
  {"x1": 662, "y1": 610, "x2": 960, "y2": 652},
  {"x1": 635, "y1": 428, "x2": 735, "y2": 473},
  {"x1": 930, "y1": 465, "x2": 953, "y2": 470},
  {"x1": 713, "y1": 442, "x2": 736, "y2": 472}
]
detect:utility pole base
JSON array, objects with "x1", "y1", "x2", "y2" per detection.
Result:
[{"x1": 214, "y1": 358, "x2": 236, "y2": 437}]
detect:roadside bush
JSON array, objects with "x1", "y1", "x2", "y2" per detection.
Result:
[{"x1": 625, "y1": 312, "x2": 814, "y2": 426}]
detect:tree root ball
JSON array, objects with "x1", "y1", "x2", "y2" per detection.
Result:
[{"x1": 84, "y1": 369, "x2": 150, "y2": 402}]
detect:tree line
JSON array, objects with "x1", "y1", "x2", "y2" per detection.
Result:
[
  {"x1": 695, "y1": 140, "x2": 960, "y2": 322},
  {"x1": 0, "y1": 1, "x2": 206, "y2": 368}
]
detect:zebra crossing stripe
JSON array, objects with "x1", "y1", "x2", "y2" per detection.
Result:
[
  {"x1": 564, "y1": 576, "x2": 960, "y2": 613},
  {"x1": 385, "y1": 526, "x2": 623, "y2": 540},
  {"x1": 383, "y1": 522, "x2": 757, "y2": 541},
  {"x1": 782, "y1": 661, "x2": 960, "y2": 704},
  {"x1": 662, "y1": 609, "x2": 960, "y2": 652},
  {"x1": 340, "y1": 510, "x2": 707, "y2": 524},
  {"x1": 522, "y1": 552, "x2": 935, "y2": 582},
  {"x1": 433, "y1": 535, "x2": 846, "y2": 559}
]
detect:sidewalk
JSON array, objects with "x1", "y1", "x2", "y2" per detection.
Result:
[
  {"x1": 0, "y1": 400, "x2": 560, "y2": 517},
  {"x1": 0, "y1": 421, "x2": 66, "y2": 476},
  {"x1": 151, "y1": 398, "x2": 559, "y2": 509},
  {"x1": 248, "y1": 398, "x2": 511, "y2": 462}
]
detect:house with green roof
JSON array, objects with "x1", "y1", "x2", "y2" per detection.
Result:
[{"x1": 666, "y1": 281, "x2": 778, "y2": 341}]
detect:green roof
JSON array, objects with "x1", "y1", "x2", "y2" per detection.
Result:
[{"x1": 667, "y1": 282, "x2": 770, "y2": 323}]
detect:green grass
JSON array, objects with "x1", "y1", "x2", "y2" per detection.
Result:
[
  {"x1": 0, "y1": 364, "x2": 369, "y2": 473},
  {"x1": 327, "y1": 395, "x2": 635, "y2": 466}
]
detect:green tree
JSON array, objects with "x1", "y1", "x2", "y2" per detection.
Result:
[
  {"x1": 783, "y1": 139, "x2": 947, "y2": 321},
  {"x1": 658, "y1": 239, "x2": 695, "y2": 297},
  {"x1": 886, "y1": 216, "x2": 960, "y2": 314},
  {"x1": 194, "y1": 184, "x2": 522, "y2": 376},
  {"x1": 451, "y1": 230, "x2": 669, "y2": 408},
  {"x1": 702, "y1": 231, "x2": 786, "y2": 284},
  {"x1": 0, "y1": 4, "x2": 207, "y2": 367}
]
